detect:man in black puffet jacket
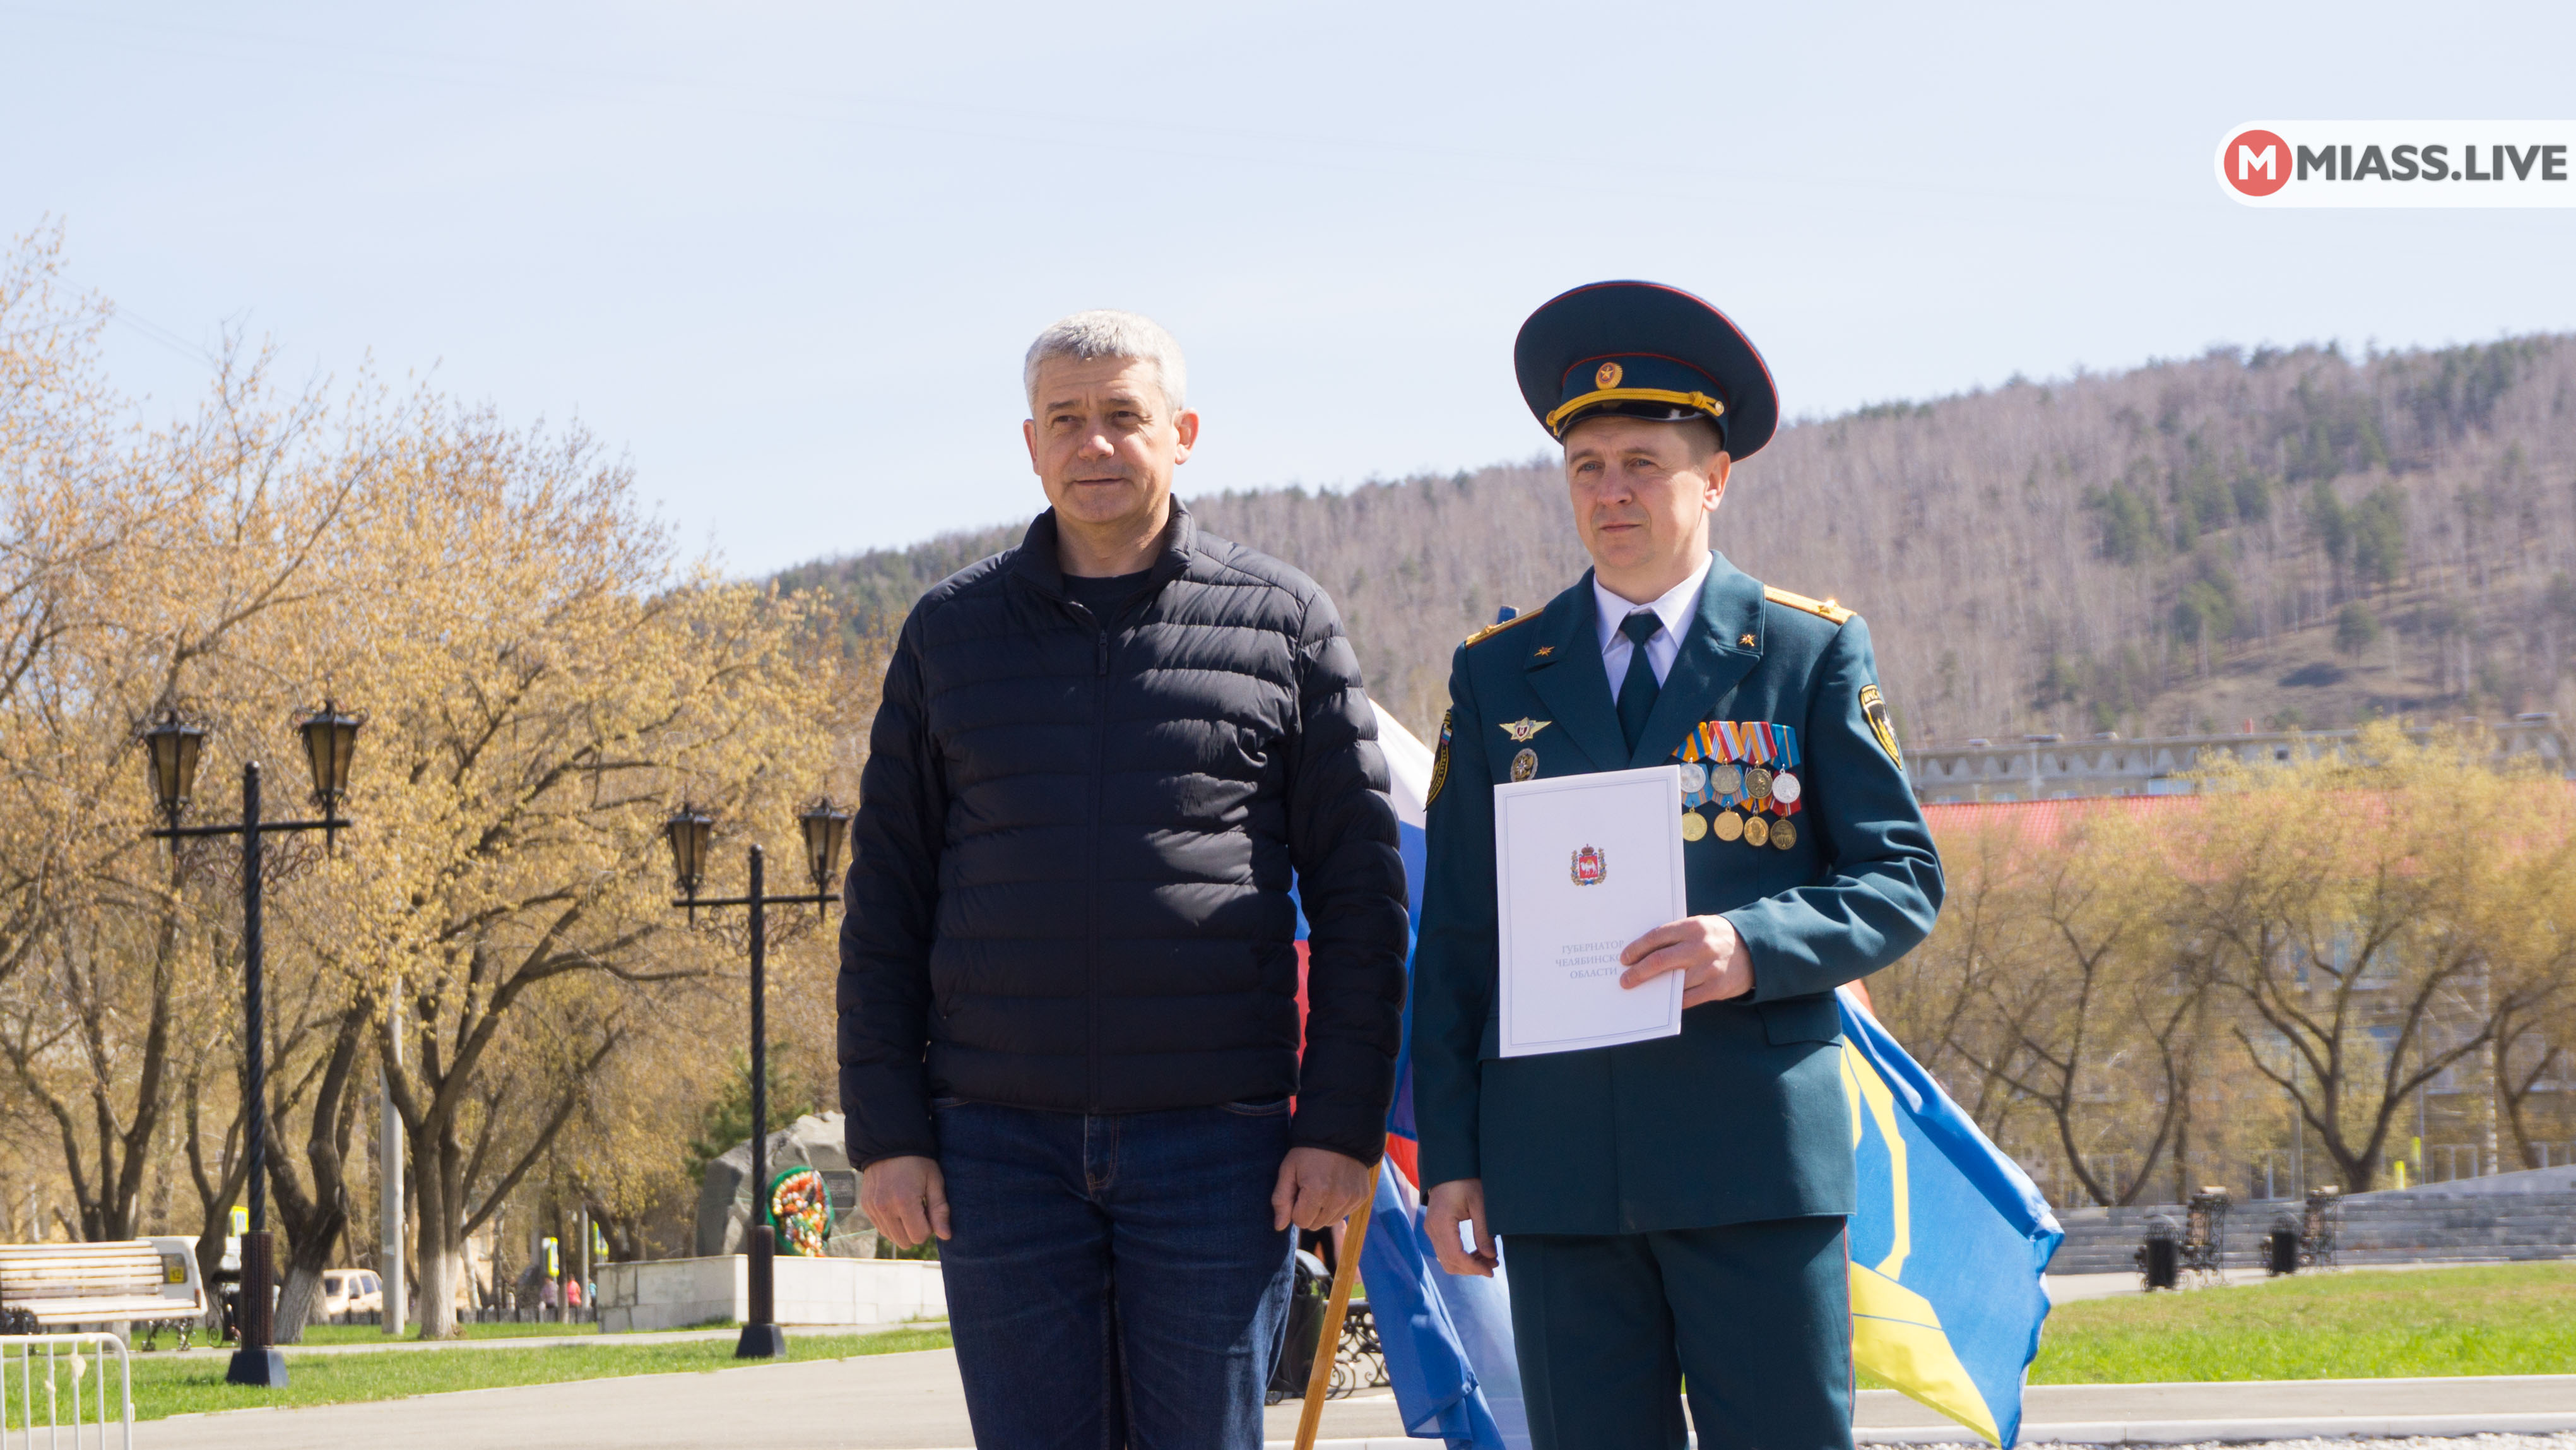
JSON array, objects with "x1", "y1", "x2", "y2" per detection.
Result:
[{"x1": 839, "y1": 309, "x2": 1410, "y2": 1450}]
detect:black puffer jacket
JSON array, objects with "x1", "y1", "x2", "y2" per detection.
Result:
[{"x1": 838, "y1": 502, "x2": 1410, "y2": 1168}]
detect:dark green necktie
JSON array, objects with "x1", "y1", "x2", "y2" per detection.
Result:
[{"x1": 1616, "y1": 610, "x2": 1663, "y2": 754}]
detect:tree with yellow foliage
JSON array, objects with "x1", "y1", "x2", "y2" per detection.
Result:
[
  {"x1": 2172, "y1": 724, "x2": 2575, "y2": 1192},
  {"x1": 1880, "y1": 807, "x2": 2201, "y2": 1206},
  {"x1": 0, "y1": 230, "x2": 863, "y2": 1345},
  {"x1": 1885, "y1": 721, "x2": 2576, "y2": 1203},
  {"x1": 306, "y1": 432, "x2": 839, "y2": 1336}
]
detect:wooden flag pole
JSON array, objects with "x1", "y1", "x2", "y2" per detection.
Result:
[{"x1": 1292, "y1": 1157, "x2": 1386, "y2": 1450}]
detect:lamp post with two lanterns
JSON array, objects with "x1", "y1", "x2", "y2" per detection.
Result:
[
  {"x1": 664, "y1": 798, "x2": 850, "y2": 1360},
  {"x1": 140, "y1": 703, "x2": 362, "y2": 1390}
]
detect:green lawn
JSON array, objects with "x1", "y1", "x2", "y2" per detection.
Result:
[
  {"x1": 37, "y1": 1263, "x2": 2565, "y2": 1423},
  {"x1": 2024, "y1": 1263, "x2": 2576, "y2": 1383},
  {"x1": 69, "y1": 1328, "x2": 954, "y2": 1423},
  {"x1": 294, "y1": 1319, "x2": 601, "y2": 1345}
]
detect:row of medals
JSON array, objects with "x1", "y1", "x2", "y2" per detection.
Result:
[{"x1": 1678, "y1": 760, "x2": 1799, "y2": 849}]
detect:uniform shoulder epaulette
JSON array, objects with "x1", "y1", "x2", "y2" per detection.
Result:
[
  {"x1": 1463, "y1": 610, "x2": 1542, "y2": 648},
  {"x1": 1763, "y1": 586, "x2": 1855, "y2": 625}
]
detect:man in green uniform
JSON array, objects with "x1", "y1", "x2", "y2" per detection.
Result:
[{"x1": 1412, "y1": 280, "x2": 1944, "y2": 1450}]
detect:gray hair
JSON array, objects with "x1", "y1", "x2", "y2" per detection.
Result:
[{"x1": 1022, "y1": 309, "x2": 1188, "y2": 418}]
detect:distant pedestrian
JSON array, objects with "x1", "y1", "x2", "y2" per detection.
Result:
[{"x1": 842, "y1": 309, "x2": 1410, "y2": 1449}]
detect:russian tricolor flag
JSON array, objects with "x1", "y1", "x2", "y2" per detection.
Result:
[{"x1": 1293, "y1": 706, "x2": 1530, "y2": 1448}]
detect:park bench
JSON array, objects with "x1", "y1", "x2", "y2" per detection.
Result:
[{"x1": 0, "y1": 1236, "x2": 206, "y2": 1349}]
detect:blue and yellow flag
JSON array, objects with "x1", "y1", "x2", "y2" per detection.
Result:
[{"x1": 1838, "y1": 987, "x2": 2062, "y2": 1447}]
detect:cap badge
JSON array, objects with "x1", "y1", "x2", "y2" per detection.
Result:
[{"x1": 1595, "y1": 360, "x2": 1624, "y2": 389}]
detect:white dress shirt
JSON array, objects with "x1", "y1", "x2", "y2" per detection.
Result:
[{"x1": 1593, "y1": 552, "x2": 1713, "y2": 690}]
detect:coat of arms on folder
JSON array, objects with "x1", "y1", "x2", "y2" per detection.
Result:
[{"x1": 1569, "y1": 844, "x2": 1607, "y2": 886}]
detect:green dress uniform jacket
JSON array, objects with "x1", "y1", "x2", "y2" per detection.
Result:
[{"x1": 1412, "y1": 552, "x2": 1943, "y2": 1237}]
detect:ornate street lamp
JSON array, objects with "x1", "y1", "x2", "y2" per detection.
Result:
[
  {"x1": 665, "y1": 803, "x2": 715, "y2": 915},
  {"x1": 141, "y1": 710, "x2": 209, "y2": 836},
  {"x1": 296, "y1": 702, "x2": 362, "y2": 851},
  {"x1": 143, "y1": 703, "x2": 360, "y2": 1390},
  {"x1": 662, "y1": 802, "x2": 845, "y2": 1360},
  {"x1": 796, "y1": 799, "x2": 851, "y2": 913}
]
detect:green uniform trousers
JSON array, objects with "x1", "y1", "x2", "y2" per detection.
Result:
[{"x1": 1504, "y1": 1215, "x2": 1852, "y2": 1450}]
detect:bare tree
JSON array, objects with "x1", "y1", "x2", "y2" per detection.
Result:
[
  {"x1": 1946, "y1": 816, "x2": 2195, "y2": 1206},
  {"x1": 2187, "y1": 726, "x2": 2558, "y2": 1191}
]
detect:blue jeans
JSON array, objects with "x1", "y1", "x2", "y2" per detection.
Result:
[{"x1": 933, "y1": 1097, "x2": 1297, "y2": 1450}]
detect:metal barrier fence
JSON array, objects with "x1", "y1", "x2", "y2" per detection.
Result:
[{"x1": 1, "y1": 1333, "x2": 131, "y2": 1449}]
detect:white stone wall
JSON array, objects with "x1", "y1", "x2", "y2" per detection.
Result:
[{"x1": 597, "y1": 1253, "x2": 945, "y2": 1333}]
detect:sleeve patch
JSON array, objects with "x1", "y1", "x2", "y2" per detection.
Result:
[
  {"x1": 1859, "y1": 684, "x2": 1904, "y2": 770},
  {"x1": 1428, "y1": 709, "x2": 1453, "y2": 805}
]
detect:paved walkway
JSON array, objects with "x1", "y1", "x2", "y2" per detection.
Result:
[
  {"x1": 153, "y1": 1321, "x2": 936, "y2": 1359},
  {"x1": 134, "y1": 1349, "x2": 2576, "y2": 1449},
  {"x1": 2038, "y1": 1263, "x2": 2471, "y2": 1305},
  {"x1": 2047, "y1": 1270, "x2": 2165, "y2": 1302}
]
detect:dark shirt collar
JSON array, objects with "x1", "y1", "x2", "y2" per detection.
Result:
[{"x1": 1012, "y1": 497, "x2": 1199, "y2": 600}]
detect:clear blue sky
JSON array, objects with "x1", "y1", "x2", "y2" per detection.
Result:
[{"x1": 8, "y1": 2, "x2": 2572, "y2": 575}]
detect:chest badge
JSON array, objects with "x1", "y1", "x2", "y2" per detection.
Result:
[
  {"x1": 1570, "y1": 844, "x2": 1608, "y2": 886},
  {"x1": 1511, "y1": 747, "x2": 1539, "y2": 781},
  {"x1": 1499, "y1": 717, "x2": 1552, "y2": 742}
]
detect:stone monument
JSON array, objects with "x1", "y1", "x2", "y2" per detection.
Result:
[{"x1": 694, "y1": 1111, "x2": 880, "y2": 1259}]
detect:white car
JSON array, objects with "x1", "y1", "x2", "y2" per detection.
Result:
[{"x1": 319, "y1": 1268, "x2": 384, "y2": 1317}]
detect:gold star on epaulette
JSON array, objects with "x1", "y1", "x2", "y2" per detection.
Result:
[
  {"x1": 1739, "y1": 633, "x2": 1756, "y2": 646},
  {"x1": 1463, "y1": 610, "x2": 1542, "y2": 648},
  {"x1": 1762, "y1": 586, "x2": 1855, "y2": 625}
]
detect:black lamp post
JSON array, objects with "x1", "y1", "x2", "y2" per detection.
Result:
[
  {"x1": 143, "y1": 710, "x2": 206, "y2": 832},
  {"x1": 142, "y1": 702, "x2": 360, "y2": 1390},
  {"x1": 297, "y1": 702, "x2": 361, "y2": 853},
  {"x1": 796, "y1": 800, "x2": 851, "y2": 917},
  {"x1": 665, "y1": 797, "x2": 849, "y2": 1360},
  {"x1": 666, "y1": 803, "x2": 715, "y2": 920}
]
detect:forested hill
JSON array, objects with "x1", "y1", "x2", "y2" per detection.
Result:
[{"x1": 780, "y1": 336, "x2": 2576, "y2": 747}]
